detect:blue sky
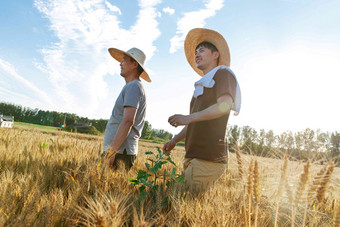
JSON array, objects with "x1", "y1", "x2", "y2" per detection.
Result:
[{"x1": 0, "y1": 0, "x2": 339, "y2": 135}]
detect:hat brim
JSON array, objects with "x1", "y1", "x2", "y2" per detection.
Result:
[
  {"x1": 184, "y1": 28, "x2": 230, "y2": 77},
  {"x1": 108, "y1": 48, "x2": 151, "y2": 82}
]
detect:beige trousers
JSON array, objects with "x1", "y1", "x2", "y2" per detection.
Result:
[{"x1": 183, "y1": 158, "x2": 227, "y2": 193}]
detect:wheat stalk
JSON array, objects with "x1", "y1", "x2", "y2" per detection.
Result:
[
  {"x1": 274, "y1": 154, "x2": 288, "y2": 227},
  {"x1": 236, "y1": 147, "x2": 246, "y2": 226},
  {"x1": 285, "y1": 180, "x2": 294, "y2": 209},
  {"x1": 253, "y1": 160, "x2": 261, "y2": 227},
  {"x1": 334, "y1": 200, "x2": 340, "y2": 227},
  {"x1": 292, "y1": 160, "x2": 310, "y2": 227},
  {"x1": 247, "y1": 159, "x2": 254, "y2": 227}
]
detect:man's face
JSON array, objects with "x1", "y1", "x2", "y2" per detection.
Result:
[
  {"x1": 195, "y1": 46, "x2": 218, "y2": 70},
  {"x1": 120, "y1": 55, "x2": 135, "y2": 77}
]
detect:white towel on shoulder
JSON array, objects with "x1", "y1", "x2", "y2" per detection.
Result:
[{"x1": 193, "y1": 65, "x2": 242, "y2": 116}]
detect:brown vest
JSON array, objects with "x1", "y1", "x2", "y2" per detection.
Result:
[{"x1": 185, "y1": 68, "x2": 237, "y2": 163}]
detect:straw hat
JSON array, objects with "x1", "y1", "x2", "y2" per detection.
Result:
[
  {"x1": 184, "y1": 28, "x2": 230, "y2": 77},
  {"x1": 108, "y1": 47, "x2": 151, "y2": 82}
]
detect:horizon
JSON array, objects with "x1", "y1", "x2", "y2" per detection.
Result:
[{"x1": 1, "y1": 100, "x2": 338, "y2": 136}]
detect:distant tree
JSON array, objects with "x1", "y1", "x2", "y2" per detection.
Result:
[
  {"x1": 153, "y1": 129, "x2": 173, "y2": 141},
  {"x1": 241, "y1": 126, "x2": 257, "y2": 154},
  {"x1": 257, "y1": 129, "x2": 266, "y2": 156},
  {"x1": 228, "y1": 125, "x2": 240, "y2": 152},
  {"x1": 141, "y1": 121, "x2": 153, "y2": 139},
  {"x1": 295, "y1": 131, "x2": 304, "y2": 154},
  {"x1": 277, "y1": 132, "x2": 288, "y2": 151},
  {"x1": 91, "y1": 119, "x2": 108, "y2": 133},
  {"x1": 52, "y1": 111, "x2": 65, "y2": 127},
  {"x1": 330, "y1": 132, "x2": 340, "y2": 164},
  {"x1": 302, "y1": 128, "x2": 316, "y2": 152},
  {"x1": 315, "y1": 130, "x2": 330, "y2": 153},
  {"x1": 265, "y1": 130, "x2": 275, "y2": 149},
  {"x1": 286, "y1": 131, "x2": 295, "y2": 153}
]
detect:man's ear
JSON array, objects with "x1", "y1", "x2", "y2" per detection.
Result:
[
  {"x1": 133, "y1": 60, "x2": 139, "y2": 70},
  {"x1": 213, "y1": 51, "x2": 220, "y2": 60}
]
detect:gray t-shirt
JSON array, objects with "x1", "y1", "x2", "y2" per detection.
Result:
[{"x1": 103, "y1": 79, "x2": 146, "y2": 155}]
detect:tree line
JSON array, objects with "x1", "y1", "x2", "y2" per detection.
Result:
[
  {"x1": 227, "y1": 125, "x2": 339, "y2": 164},
  {"x1": 141, "y1": 121, "x2": 173, "y2": 142},
  {"x1": 1, "y1": 101, "x2": 339, "y2": 163},
  {"x1": 0, "y1": 101, "x2": 173, "y2": 141}
]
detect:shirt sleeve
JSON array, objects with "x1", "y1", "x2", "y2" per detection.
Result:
[
  {"x1": 214, "y1": 68, "x2": 237, "y2": 102},
  {"x1": 123, "y1": 81, "x2": 141, "y2": 109}
]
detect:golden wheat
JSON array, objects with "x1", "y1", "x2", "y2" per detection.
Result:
[
  {"x1": 274, "y1": 154, "x2": 288, "y2": 227},
  {"x1": 253, "y1": 160, "x2": 261, "y2": 227},
  {"x1": 247, "y1": 159, "x2": 255, "y2": 227},
  {"x1": 0, "y1": 127, "x2": 339, "y2": 226},
  {"x1": 291, "y1": 160, "x2": 310, "y2": 227},
  {"x1": 334, "y1": 200, "x2": 340, "y2": 227},
  {"x1": 307, "y1": 164, "x2": 327, "y2": 204},
  {"x1": 236, "y1": 146, "x2": 244, "y2": 179},
  {"x1": 316, "y1": 161, "x2": 335, "y2": 204}
]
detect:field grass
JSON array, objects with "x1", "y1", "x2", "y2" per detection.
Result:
[
  {"x1": 0, "y1": 127, "x2": 339, "y2": 226},
  {"x1": 14, "y1": 122, "x2": 59, "y2": 131}
]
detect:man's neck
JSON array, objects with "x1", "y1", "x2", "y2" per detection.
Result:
[
  {"x1": 124, "y1": 73, "x2": 140, "y2": 84},
  {"x1": 202, "y1": 64, "x2": 219, "y2": 75}
]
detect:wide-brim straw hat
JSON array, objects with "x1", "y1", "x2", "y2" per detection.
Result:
[
  {"x1": 184, "y1": 28, "x2": 230, "y2": 77},
  {"x1": 108, "y1": 47, "x2": 151, "y2": 82}
]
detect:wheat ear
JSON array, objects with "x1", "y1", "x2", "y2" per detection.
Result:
[
  {"x1": 316, "y1": 161, "x2": 335, "y2": 204},
  {"x1": 235, "y1": 147, "x2": 246, "y2": 225},
  {"x1": 311, "y1": 161, "x2": 335, "y2": 227},
  {"x1": 307, "y1": 164, "x2": 327, "y2": 204},
  {"x1": 236, "y1": 147, "x2": 244, "y2": 179},
  {"x1": 303, "y1": 163, "x2": 327, "y2": 226}
]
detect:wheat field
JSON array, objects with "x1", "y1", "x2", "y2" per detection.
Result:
[{"x1": 0, "y1": 126, "x2": 339, "y2": 226}]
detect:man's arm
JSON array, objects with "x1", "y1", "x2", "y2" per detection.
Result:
[
  {"x1": 168, "y1": 94, "x2": 233, "y2": 127},
  {"x1": 106, "y1": 106, "x2": 136, "y2": 163},
  {"x1": 162, "y1": 126, "x2": 187, "y2": 153}
]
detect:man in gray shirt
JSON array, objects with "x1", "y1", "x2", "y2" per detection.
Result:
[{"x1": 103, "y1": 47, "x2": 151, "y2": 170}]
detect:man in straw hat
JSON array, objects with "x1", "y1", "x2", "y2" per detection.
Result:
[
  {"x1": 103, "y1": 47, "x2": 151, "y2": 170},
  {"x1": 163, "y1": 28, "x2": 241, "y2": 193}
]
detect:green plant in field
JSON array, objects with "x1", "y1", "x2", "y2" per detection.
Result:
[
  {"x1": 128, "y1": 147, "x2": 184, "y2": 205},
  {"x1": 41, "y1": 142, "x2": 48, "y2": 148}
]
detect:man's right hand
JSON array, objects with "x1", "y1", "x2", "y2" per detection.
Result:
[
  {"x1": 108, "y1": 155, "x2": 115, "y2": 167},
  {"x1": 105, "y1": 148, "x2": 117, "y2": 165},
  {"x1": 162, "y1": 139, "x2": 177, "y2": 155}
]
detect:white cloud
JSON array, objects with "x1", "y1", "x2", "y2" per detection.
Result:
[
  {"x1": 105, "y1": 0, "x2": 121, "y2": 15},
  {"x1": 139, "y1": 0, "x2": 162, "y2": 8},
  {"x1": 169, "y1": 0, "x2": 224, "y2": 53},
  {"x1": 0, "y1": 58, "x2": 53, "y2": 105},
  {"x1": 33, "y1": 0, "x2": 162, "y2": 118},
  {"x1": 162, "y1": 7, "x2": 175, "y2": 15}
]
